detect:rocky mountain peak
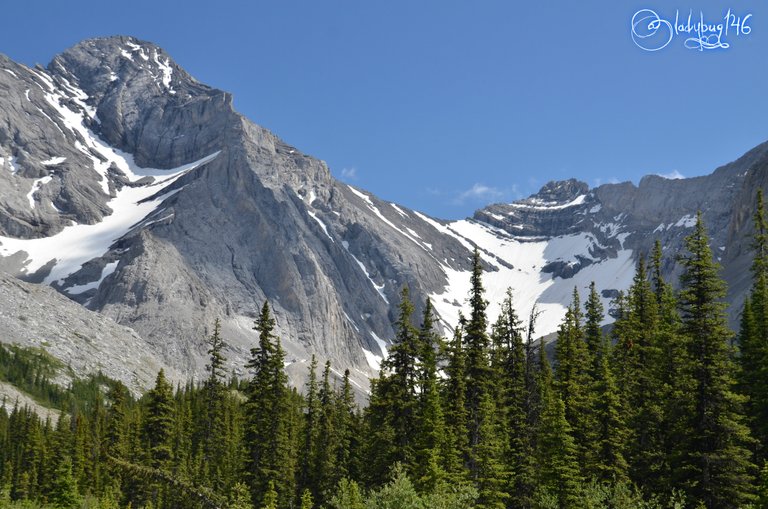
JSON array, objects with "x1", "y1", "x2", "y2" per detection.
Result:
[
  {"x1": 49, "y1": 36, "x2": 190, "y2": 99},
  {"x1": 529, "y1": 179, "x2": 590, "y2": 205}
]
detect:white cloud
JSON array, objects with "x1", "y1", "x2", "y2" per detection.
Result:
[
  {"x1": 340, "y1": 167, "x2": 357, "y2": 180},
  {"x1": 453, "y1": 183, "x2": 505, "y2": 205},
  {"x1": 657, "y1": 170, "x2": 685, "y2": 180}
]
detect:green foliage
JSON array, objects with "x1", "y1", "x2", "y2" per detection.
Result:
[
  {"x1": 244, "y1": 301, "x2": 297, "y2": 508},
  {"x1": 0, "y1": 344, "x2": 69, "y2": 409},
  {"x1": 3, "y1": 224, "x2": 768, "y2": 509},
  {"x1": 535, "y1": 349, "x2": 582, "y2": 509},
  {"x1": 676, "y1": 212, "x2": 756, "y2": 507},
  {"x1": 328, "y1": 478, "x2": 366, "y2": 509}
]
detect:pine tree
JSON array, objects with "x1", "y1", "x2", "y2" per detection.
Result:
[
  {"x1": 463, "y1": 249, "x2": 493, "y2": 477},
  {"x1": 584, "y1": 282, "x2": 604, "y2": 380},
  {"x1": 47, "y1": 456, "x2": 81, "y2": 509},
  {"x1": 315, "y1": 361, "x2": 341, "y2": 503},
  {"x1": 228, "y1": 482, "x2": 253, "y2": 509},
  {"x1": 299, "y1": 356, "x2": 320, "y2": 500},
  {"x1": 203, "y1": 318, "x2": 228, "y2": 489},
  {"x1": 335, "y1": 370, "x2": 358, "y2": 484},
  {"x1": 676, "y1": 212, "x2": 756, "y2": 507},
  {"x1": 300, "y1": 488, "x2": 314, "y2": 509},
  {"x1": 328, "y1": 478, "x2": 366, "y2": 509},
  {"x1": 143, "y1": 370, "x2": 174, "y2": 470},
  {"x1": 554, "y1": 287, "x2": 593, "y2": 468},
  {"x1": 740, "y1": 189, "x2": 768, "y2": 461},
  {"x1": 262, "y1": 480, "x2": 279, "y2": 509},
  {"x1": 442, "y1": 314, "x2": 469, "y2": 483},
  {"x1": 491, "y1": 289, "x2": 532, "y2": 507},
  {"x1": 244, "y1": 301, "x2": 296, "y2": 508},
  {"x1": 413, "y1": 298, "x2": 446, "y2": 491},
  {"x1": 535, "y1": 347, "x2": 582, "y2": 508},
  {"x1": 613, "y1": 257, "x2": 667, "y2": 490},
  {"x1": 591, "y1": 334, "x2": 628, "y2": 483},
  {"x1": 105, "y1": 382, "x2": 129, "y2": 462},
  {"x1": 364, "y1": 287, "x2": 420, "y2": 486}
]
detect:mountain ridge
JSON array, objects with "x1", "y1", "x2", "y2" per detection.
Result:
[{"x1": 0, "y1": 36, "x2": 764, "y2": 392}]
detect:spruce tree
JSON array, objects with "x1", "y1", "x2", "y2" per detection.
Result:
[
  {"x1": 47, "y1": 456, "x2": 81, "y2": 509},
  {"x1": 244, "y1": 301, "x2": 295, "y2": 508},
  {"x1": 413, "y1": 298, "x2": 447, "y2": 491},
  {"x1": 442, "y1": 315, "x2": 469, "y2": 483},
  {"x1": 740, "y1": 189, "x2": 768, "y2": 461},
  {"x1": 363, "y1": 287, "x2": 420, "y2": 485},
  {"x1": 463, "y1": 249, "x2": 494, "y2": 478},
  {"x1": 203, "y1": 318, "x2": 227, "y2": 489},
  {"x1": 143, "y1": 370, "x2": 174, "y2": 470},
  {"x1": 535, "y1": 347, "x2": 581, "y2": 508},
  {"x1": 299, "y1": 356, "x2": 320, "y2": 500},
  {"x1": 676, "y1": 212, "x2": 756, "y2": 507},
  {"x1": 554, "y1": 287, "x2": 593, "y2": 468},
  {"x1": 591, "y1": 334, "x2": 628, "y2": 483},
  {"x1": 491, "y1": 289, "x2": 532, "y2": 507},
  {"x1": 315, "y1": 361, "x2": 341, "y2": 503}
]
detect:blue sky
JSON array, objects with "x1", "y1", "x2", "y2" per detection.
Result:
[{"x1": 1, "y1": 1, "x2": 766, "y2": 219}]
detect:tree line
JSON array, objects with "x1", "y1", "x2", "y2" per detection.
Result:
[{"x1": 1, "y1": 192, "x2": 768, "y2": 508}]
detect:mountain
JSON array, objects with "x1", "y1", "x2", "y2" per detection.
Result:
[{"x1": 0, "y1": 36, "x2": 764, "y2": 391}]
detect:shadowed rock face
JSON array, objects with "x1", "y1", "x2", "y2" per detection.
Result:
[{"x1": 0, "y1": 36, "x2": 764, "y2": 394}]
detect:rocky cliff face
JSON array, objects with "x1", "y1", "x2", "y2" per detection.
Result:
[{"x1": 0, "y1": 36, "x2": 764, "y2": 392}]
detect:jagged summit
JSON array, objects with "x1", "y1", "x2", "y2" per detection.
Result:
[{"x1": 527, "y1": 179, "x2": 590, "y2": 205}]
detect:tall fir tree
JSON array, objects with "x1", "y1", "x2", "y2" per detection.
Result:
[
  {"x1": 740, "y1": 189, "x2": 768, "y2": 461},
  {"x1": 202, "y1": 318, "x2": 227, "y2": 489},
  {"x1": 364, "y1": 287, "x2": 420, "y2": 486},
  {"x1": 442, "y1": 314, "x2": 469, "y2": 483},
  {"x1": 413, "y1": 298, "x2": 447, "y2": 491},
  {"x1": 619, "y1": 257, "x2": 666, "y2": 491},
  {"x1": 298, "y1": 356, "x2": 320, "y2": 501},
  {"x1": 490, "y1": 289, "x2": 532, "y2": 508},
  {"x1": 463, "y1": 249, "x2": 494, "y2": 478},
  {"x1": 244, "y1": 301, "x2": 296, "y2": 508},
  {"x1": 554, "y1": 287, "x2": 593, "y2": 469},
  {"x1": 143, "y1": 370, "x2": 174, "y2": 470},
  {"x1": 535, "y1": 346, "x2": 582, "y2": 508},
  {"x1": 676, "y1": 212, "x2": 756, "y2": 507}
]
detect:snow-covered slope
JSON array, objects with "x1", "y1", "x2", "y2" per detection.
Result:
[{"x1": 426, "y1": 219, "x2": 634, "y2": 337}]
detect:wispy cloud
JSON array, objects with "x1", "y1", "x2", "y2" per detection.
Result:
[
  {"x1": 452, "y1": 183, "x2": 506, "y2": 205},
  {"x1": 340, "y1": 167, "x2": 357, "y2": 180},
  {"x1": 657, "y1": 170, "x2": 685, "y2": 180}
]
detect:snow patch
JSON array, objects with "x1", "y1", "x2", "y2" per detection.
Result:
[
  {"x1": 675, "y1": 214, "x2": 697, "y2": 228},
  {"x1": 349, "y1": 251, "x2": 388, "y2": 304},
  {"x1": 348, "y1": 186, "x2": 431, "y2": 251},
  {"x1": 343, "y1": 312, "x2": 360, "y2": 332},
  {"x1": 430, "y1": 220, "x2": 635, "y2": 337},
  {"x1": 0, "y1": 152, "x2": 218, "y2": 285},
  {"x1": 371, "y1": 331, "x2": 388, "y2": 359},
  {"x1": 65, "y1": 261, "x2": 119, "y2": 295},
  {"x1": 27, "y1": 176, "x2": 53, "y2": 208},
  {"x1": 510, "y1": 194, "x2": 587, "y2": 211},
  {"x1": 41, "y1": 156, "x2": 66, "y2": 166},
  {"x1": 308, "y1": 211, "x2": 334, "y2": 242},
  {"x1": 126, "y1": 41, "x2": 150, "y2": 61},
  {"x1": 362, "y1": 348, "x2": 382, "y2": 371},
  {"x1": 152, "y1": 50, "x2": 175, "y2": 94},
  {"x1": 391, "y1": 203, "x2": 409, "y2": 218}
]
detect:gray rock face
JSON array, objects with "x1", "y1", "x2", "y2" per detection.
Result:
[
  {"x1": 0, "y1": 36, "x2": 765, "y2": 394},
  {"x1": 0, "y1": 272, "x2": 175, "y2": 395}
]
